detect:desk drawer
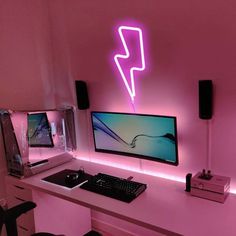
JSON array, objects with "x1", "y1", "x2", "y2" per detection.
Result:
[
  {"x1": 5, "y1": 181, "x2": 35, "y2": 234},
  {"x1": 17, "y1": 212, "x2": 35, "y2": 232},
  {"x1": 6, "y1": 187, "x2": 33, "y2": 208},
  {"x1": 6, "y1": 195, "x2": 35, "y2": 232},
  {"x1": 6, "y1": 184, "x2": 32, "y2": 202},
  {"x1": 7, "y1": 195, "x2": 26, "y2": 208},
  {"x1": 18, "y1": 225, "x2": 35, "y2": 236}
]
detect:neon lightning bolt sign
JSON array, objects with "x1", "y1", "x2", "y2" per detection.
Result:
[{"x1": 114, "y1": 26, "x2": 146, "y2": 102}]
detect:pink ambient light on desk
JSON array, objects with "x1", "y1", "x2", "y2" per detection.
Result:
[
  {"x1": 77, "y1": 156, "x2": 185, "y2": 183},
  {"x1": 78, "y1": 157, "x2": 236, "y2": 195}
]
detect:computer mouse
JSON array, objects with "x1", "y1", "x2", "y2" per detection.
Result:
[{"x1": 65, "y1": 172, "x2": 80, "y2": 184}]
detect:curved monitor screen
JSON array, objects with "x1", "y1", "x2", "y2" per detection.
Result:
[
  {"x1": 27, "y1": 112, "x2": 54, "y2": 148},
  {"x1": 91, "y1": 111, "x2": 178, "y2": 166}
]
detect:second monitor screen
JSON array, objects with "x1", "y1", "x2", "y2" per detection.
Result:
[{"x1": 28, "y1": 112, "x2": 54, "y2": 148}]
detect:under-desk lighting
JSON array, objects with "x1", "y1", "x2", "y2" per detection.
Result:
[
  {"x1": 229, "y1": 189, "x2": 236, "y2": 194},
  {"x1": 78, "y1": 157, "x2": 236, "y2": 194},
  {"x1": 77, "y1": 156, "x2": 185, "y2": 183},
  {"x1": 143, "y1": 170, "x2": 185, "y2": 183}
]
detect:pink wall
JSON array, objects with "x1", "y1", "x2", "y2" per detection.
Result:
[
  {"x1": 49, "y1": 0, "x2": 236, "y2": 188},
  {"x1": 1, "y1": 0, "x2": 236, "y2": 234},
  {"x1": 0, "y1": 0, "x2": 55, "y2": 198},
  {"x1": 48, "y1": 1, "x2": 236, "y2": 232},
  {"x1": 0, "y1": 0, "x2": 56, "y2": 110}
]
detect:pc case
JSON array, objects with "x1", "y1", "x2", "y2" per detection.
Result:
[{"x1": 0, "y1": 107, "x2": 76, "y2": 178}]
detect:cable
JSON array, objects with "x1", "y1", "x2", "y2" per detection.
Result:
[{"x1": 206, "y1": 119, "x2": 212, "y2": 171}]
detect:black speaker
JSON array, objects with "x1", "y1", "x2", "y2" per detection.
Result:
[
  {"x1": 75, "y1": 80, "x2": 89, "y2": 110},
  {"x1": 185, "y1": 173, "x2": 192, "y2": 192},
  {"x1": 199, "y1": 80, "x2": 213, "y2": 119}
]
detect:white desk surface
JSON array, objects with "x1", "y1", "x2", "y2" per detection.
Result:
[{"x1": 6, "y1": 158, "x2": 236, "y2": 236}]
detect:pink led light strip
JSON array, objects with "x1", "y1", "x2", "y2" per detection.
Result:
[{"x1": 114, "y1": 26, "x2": 146, "y2": 102}]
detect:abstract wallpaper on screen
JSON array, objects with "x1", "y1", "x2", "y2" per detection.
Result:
[
  {"x1": 28, "y1": 113, "x2": 54, "y2": 147},
  {"x1": 91, "y1": 112, "x2": 178, "y2": 164}
]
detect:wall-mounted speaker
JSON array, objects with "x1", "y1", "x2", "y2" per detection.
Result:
[
  {"x1": 199, "y1": 80, "x2": 213, "y2": 120},
  {"x1": 75, "y1": 80, "x2": 89, "y2": 110}
]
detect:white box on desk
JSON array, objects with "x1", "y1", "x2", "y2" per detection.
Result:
[{"x1": 191, "y1": 172, "x2": 230, "y2": 203}]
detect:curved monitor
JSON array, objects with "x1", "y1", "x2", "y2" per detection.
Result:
[{"x1": 91, "y1": 111, "x2": 178, "y2": 166}]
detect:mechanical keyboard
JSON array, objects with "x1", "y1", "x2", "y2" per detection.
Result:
[{"x1": 80, "y1": 173, "x2": 147, "y2": 203}]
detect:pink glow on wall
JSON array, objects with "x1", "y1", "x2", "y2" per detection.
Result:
[
  {"x1": 230, "y1": 189, "x2": 236, "y2": 194},
  {"x1": 114, "y1": 25, "x2": 146, "y2": 103},
  {"x1": 77, "y1": 155, "x2": 185, "y2": 183}
]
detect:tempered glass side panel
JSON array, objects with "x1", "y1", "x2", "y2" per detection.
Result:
[
  {"x1": 27, "y1": 108, "x2": 77, "y2": 161},
  {"x1": 0, "y1": 111, "x2": 24, "y2": 177},
  {"x1": 0, "y1": 107, "x2": 77, "y2": 177},
  {"x1": 62, "y1": 108, "x2": 76, "y2": 151}
]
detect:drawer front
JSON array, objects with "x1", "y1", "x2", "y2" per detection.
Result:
[
  {"x1": 6, "y1": 195, "x2": 35, "y2": 232},
  {"x1": 17, "y1": 212, "x2": 35, "y2": 232},
  {"x1": 6, "y1": 184, "x2": 32, "y2": 202},
  {"x1": 7, "y1": 195, "x2": 26, "y2": 208},
  {"x1": 5, "y1": 182, "x2": 35, "y2": 234},
  {"x1": 18, "y1": 225, "x2": 35, "y2": 236}
]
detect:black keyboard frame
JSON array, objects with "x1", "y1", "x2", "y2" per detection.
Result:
[{"x1": 80, "y1": 173, "x2": 147, "y2": 203}]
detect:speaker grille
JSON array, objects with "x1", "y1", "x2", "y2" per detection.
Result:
[
  {"x1": 75, "y1": 80, "x2": 89, "y2": 110},
  {"x1": 199, "y1": 80, "x2": 213, "y2": 119}
]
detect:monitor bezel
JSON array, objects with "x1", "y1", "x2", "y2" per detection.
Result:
[
  {"x1": 27, "y1": 112, "x2": 54, "y2": 148},
  {"x1": 91, "y1": 111, "x2": 179, "y2": 166}
]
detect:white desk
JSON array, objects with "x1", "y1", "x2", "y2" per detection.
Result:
[{"x1": 5, "y1": 158, "x2": 236, "y2": 236}]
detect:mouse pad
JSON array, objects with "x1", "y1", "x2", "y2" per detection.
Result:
[{"x1": 42, "y1": 169, "x2": 92, "y2": 189}]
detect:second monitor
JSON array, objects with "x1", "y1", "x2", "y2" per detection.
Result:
[{"x1": 27, "y1": 112, "x2": 54, "y2": 148}]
